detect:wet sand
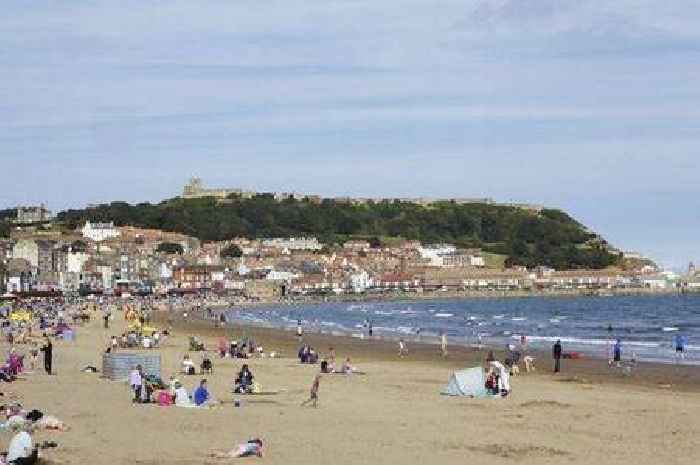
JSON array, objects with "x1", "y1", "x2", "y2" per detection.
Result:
[{"x1": 3, "y1": 311, "x2": 699, "y2": 464}]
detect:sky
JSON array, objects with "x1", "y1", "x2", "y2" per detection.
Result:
[{"x1": 1, "y1": 0, "x2": 699, "y2": 269}]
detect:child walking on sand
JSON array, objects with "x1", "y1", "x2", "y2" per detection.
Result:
[{"x1": 301, "y1": 373, "x2": 321, "y2": 408}]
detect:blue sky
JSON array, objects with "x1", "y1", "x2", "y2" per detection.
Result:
[{"x1": 1, "y1": 0, "x2": 699, "y2": 269}]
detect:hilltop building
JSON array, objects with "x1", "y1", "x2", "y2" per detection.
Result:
[
  {"x1": 179, "y1": 178, "x2": 544, "y2": 211},
  {"x1": 13, "y1": 205, "x2": 52, "y2": 224},
  {"x1": 182, "y1": 177, "x2": 255, "y2": 200}
]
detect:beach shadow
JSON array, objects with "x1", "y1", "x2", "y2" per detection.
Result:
[{"x1": 519, "y1": 400, "x2": 572, "y2": 409}]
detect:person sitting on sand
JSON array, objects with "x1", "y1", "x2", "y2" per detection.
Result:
[
  {"x1": 298, "y1": 345, "x2": 309, "y2": 363},
  {"x1": 218, "y1": 338, "x2": 228, "y2": 358},
  {"x1": 168, "y1": 375, "x2": 180, "y2": 399},
  {"x1": 208, "y1": 439, "x2": 264, "y2": 459},
  {"x1": 485, "y1": 370, "x2": 499, "y2": 396},
  {"x1": 194, "y1": 379, "x2": 213, "y2": 406},
  {"x1": 234, "y1": 365, "x2": 254, "y2": 394},
  {"x1": 308, "y1": 348, "x2": 318, "y2": 364},
  {"x1": 341, "y1": 358, "x2": 355, "y2": 374},
  {"x1": 320, "y1": 359, "x2": 329, "y2": 373},
  {"x1": 181, "y1": 354, "x2": 196, "y2": 375},
  {"x1": 6, "y1": 422, "x2": 38, "y2": 465},
  {"x1": 174, "y1": 382, "x2": 196, "y2": 408}
]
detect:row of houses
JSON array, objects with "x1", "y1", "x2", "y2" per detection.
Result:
[{"x1": 2, "y1": 217, "x2": 696, "y2": 298}]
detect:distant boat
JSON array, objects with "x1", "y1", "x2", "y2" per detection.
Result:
[
  {"x1": 663, "y1": 327, "x2": 679, "y2": 332},
  {"x1": 435, "y1": 313, "x2": 454, "y2": 318}
]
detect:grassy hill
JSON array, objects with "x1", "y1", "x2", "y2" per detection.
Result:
[{"x1": 55, "y1": 196, "x2": 619, "y2": 270}]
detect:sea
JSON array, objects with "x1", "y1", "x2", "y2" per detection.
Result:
[{"x1": 224, "y1": 294, "x2": 700, "y2": 365}]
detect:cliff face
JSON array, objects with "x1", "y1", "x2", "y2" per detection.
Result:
[{"x1": 55, "y1": 196, "x2": 619, "y2": 270}]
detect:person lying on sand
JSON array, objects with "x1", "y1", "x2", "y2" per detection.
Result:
[{"x1": 208, "y1": 439, "x2": 264, "y2": 459}]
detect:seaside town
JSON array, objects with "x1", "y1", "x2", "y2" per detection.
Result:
[
  {"x1": 1, "y1": 180, "x2": 699, "y2": 300},
  {"x1": 5, "y1": 3, "x2": 700, "y2": 465}
]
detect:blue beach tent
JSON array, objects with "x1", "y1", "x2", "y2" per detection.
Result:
[{"x1": 442, "y1": 367, "x2": 487, "y2": 398}]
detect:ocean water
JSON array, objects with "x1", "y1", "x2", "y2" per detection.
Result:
[{"x1": 224, "y1": 294, "x2": 700, "y2": 364}]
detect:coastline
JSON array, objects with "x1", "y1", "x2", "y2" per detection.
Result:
[
  {"x1": 220, "y1": 285, "x2": 700, "y2": 309},
  {"x1": 163, "y1": 311, "x2": 700, "y2": 394}
]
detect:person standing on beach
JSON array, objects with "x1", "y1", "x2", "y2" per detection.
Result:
[
  {"x1": 40, "y1": 337, "x2": 53, "y2": 375},
  {"x1": 368, "y1": 320, "x2": 373, "y2": 338},
  {"x1": 613, "y1": 338, "x2": 622, "y2": 366},
  {"x1": 552, "y1": 340, "x2": 562, "y2": 373},
  {"x1": 674, "y1": 334, "x2": 687, "y2": 362},
  {"x1": 129, "y1": 365, "x2": 143, "y2": 403},
  {"x1": 297, "y1": 319, "x2": 303, "y2": 341},
  {"x1": 398, "y1": 339, "x2": 408, "y2": 357},
  {"x1": 440, "y1": 332, "x2": 448, "y2": 357}
]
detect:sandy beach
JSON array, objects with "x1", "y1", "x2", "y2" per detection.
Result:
[{"x1": 3, "y1": 311, "x2": 700, "y2": 465}]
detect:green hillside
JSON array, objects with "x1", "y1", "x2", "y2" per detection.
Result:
[{"x1": 55, "y1": 196, "x2": 618, "y2": 269}]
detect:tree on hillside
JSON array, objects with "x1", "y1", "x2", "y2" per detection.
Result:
[
  {"x1": 54, "y1": 196, "x2": 620, "y2": 270},
  {"x1": 220, "y1": 244, "x2": 243, "y2": 258},
  {"x1": 369, "y1": 236, "x2": 383, "y2": 249},
  {"x1": 156, "y1": 242, "x2": 184, "y2": 255},
  {"x1": 71, "y1": 240, "x2": 88, "y2": 252},
  {"x1": 0, "y1": 220, "x2": 10, "y2": 239}
]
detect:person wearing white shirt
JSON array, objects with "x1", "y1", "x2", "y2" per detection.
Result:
[
  {"x1": 174, "y1": 383, "x2": 196, "y2": 408},
  {"x1": 129, "y1": 366, "x2": 143, "y2": 403},
  {"x1": 181, "y1": 354, "x2": 195, "y2": 375},
  {"x1": 7, "y1": 427, "x2": 37, "y2": 464}
]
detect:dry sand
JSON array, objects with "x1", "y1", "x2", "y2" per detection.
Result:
[{"x1": 3, "y1": 313, "x2": 700, "y2": 465}]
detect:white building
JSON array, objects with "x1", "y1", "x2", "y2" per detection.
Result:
[
  {"x1": 160, "y1": 263, "x2": 173, "y2": 280},
  {"x1": 261, "y1": 237, "x2": 323, "y2": 251},
  {"x1": 66, "y1": 252, "x2": 89, "y2": 274},
  {"x1": 350, "y1": 270, "x2": 372, "y2": 293},
  {"x1": 82, "y1": 221, "x2": 121, "y2": 242},
  {"x1": 266, "y1": 270, "x2": 298, "y2": 281}
]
